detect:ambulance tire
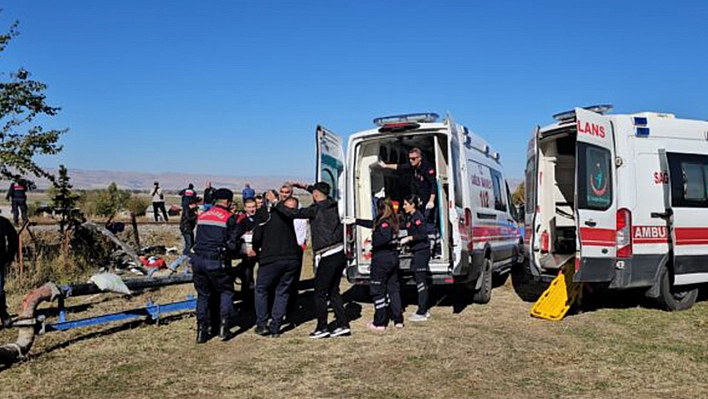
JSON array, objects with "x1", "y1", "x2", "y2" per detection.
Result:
[
  {"x1": 657, "y1": 267, "x2": 698, "y2": 311},
  {"x1": 510, "y1": 260, "x2": 547, "y2": 303},
  {"x1": 473, "y1": 257, "x2": 493, "y2": 304}
]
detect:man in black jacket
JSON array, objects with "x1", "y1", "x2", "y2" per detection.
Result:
[
  {"x1": 252, "y1": 194, "x2": 302, "y2": 337},
  {"x1": 180, "y1": 198, "x2": 198, "y2": 256},
  {"x1": 0, "y1": 216, "x2": 18, "y2": 328},
  {"x1": 276, "y1": 181, "x2": 350, "y2": 338}
]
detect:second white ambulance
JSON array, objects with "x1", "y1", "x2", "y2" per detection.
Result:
[{"x1": 525, "y1": 105, "x2": 708, "y2": 310}]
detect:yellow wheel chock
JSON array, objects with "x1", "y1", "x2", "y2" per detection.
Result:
[{"x1": 530, "y1": 261, "x2": 582, "y2": 321}]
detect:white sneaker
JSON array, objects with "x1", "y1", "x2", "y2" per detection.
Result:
[{"x1": 408, "y1": 313, "x2": 429, "y2": 322}]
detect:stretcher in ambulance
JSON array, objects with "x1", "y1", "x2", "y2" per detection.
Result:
[
  {"x1": 525, "y1": 105, "x2": 708, "y2": 310},
  {"x1": 316, "y1": 113, "x2": 522, "y2": 303}
]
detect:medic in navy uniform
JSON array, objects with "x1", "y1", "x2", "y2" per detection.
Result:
[
  {"x1": 6, "y1": 176, "x2": 28, "y2": 226},
  {"x1": 191, "y1": 188, "x2": 240, "y2": 343},
  {"x1": 348, "y1": 198, "x2": 404, "y2": 331},
  {"x1": 179, "y1": 183, "x2": 197, "y2": 214},
  {"x1": 401, "y1": 195, "x2": 431, "y2": 322},
  {"x1": 378, "y1": 147, "x2": 437, "y2": 231}
]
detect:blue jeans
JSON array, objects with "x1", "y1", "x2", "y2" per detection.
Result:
[{"x1": 182, "y1": 232, "x2": 194, "y2": 256}]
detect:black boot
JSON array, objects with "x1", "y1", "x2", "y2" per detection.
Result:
[
  {"x1": 196, "y1": 324, "x2": 209, "y2": 344},
  {"x1": 218, "y1": 317, "x2": 231, "y2": 341}
]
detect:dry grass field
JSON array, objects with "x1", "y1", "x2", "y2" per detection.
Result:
[{"x1": 0, "y1": 228, "x2": 707, "y2": 399}]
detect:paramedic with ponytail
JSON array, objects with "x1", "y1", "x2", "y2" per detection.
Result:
[
  {"x1": 401, "y1": 195, "x2": 431, "y2": 321},
  {"x1": 345, "y1": 198, "x2": 403, "y2": 331}
]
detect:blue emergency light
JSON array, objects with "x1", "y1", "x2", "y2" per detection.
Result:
[
  {"x1": 633, "y1": 117, "x2": 648, "y2": 126},
  {"x1": 636, "y1": 127, "x2": 650, "y2": 137}
]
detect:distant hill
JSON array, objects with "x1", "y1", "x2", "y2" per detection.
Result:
[
  {"x1": 17, "y1": 167, "x2": 524, "y2": 194},
  {"x1": 28, "y1": 168, "x2": 308, "y2": 192}
]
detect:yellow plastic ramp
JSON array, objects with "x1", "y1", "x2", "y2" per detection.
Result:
[{"x1": 530, "y1": 262, "x2": 582, "y2": 321}]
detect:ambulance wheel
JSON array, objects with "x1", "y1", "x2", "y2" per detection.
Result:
[
  {"x1": 473, "y1": 257, "x2": 493, "y2": 304},
  {"x1": 657, "y1": 267, "x2": 698, "y2": 311}
]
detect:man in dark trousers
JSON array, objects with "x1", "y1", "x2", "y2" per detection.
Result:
[
  {"x1": 0, "y1": 215, "x2": 18, "y2": 328},
  {"x1": 6, "y1": 176, "x2": 28, "y2": 226},
  {"x1": 180, "y1": 198, "x2": 198, "y2": 256},
  {"x1": 277, "y1": 181, "x2": 350, "y2": 338},
  {"x1": 378, "y1": 147, "x2": 438, "y2": 226},
  {"x1": 179, "y1": 183, "x2": 197, "y2": 214},
  {"x1": 151, "y1": 181, "x2": 169, "y2": 222},
  {"x1": 191, "y1": 188, "x2": 240, "y2": 343},
  {"x1": 252, "y1": 193, "x2": 302, "y2": 337},
  {"x1": 234, "y1": 197, "x2": 258, "y2": 309}
]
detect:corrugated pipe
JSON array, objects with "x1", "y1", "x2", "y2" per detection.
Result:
[{"x1": 0, "y1": 283, "x2": 60, "y2": 366}]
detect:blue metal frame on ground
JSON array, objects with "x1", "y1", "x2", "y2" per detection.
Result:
[{"x1": 44, "y1": 296, "x2": 196, "y2": 333}]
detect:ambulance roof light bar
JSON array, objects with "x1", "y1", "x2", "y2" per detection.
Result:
[
  {"x1": 552, "y1": 104, "x2": 614, "y2": 122},
  {"x1": 374, "y1": 113, "x2": 440, "y2": 127}
]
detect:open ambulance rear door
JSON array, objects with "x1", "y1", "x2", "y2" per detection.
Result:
[
  {"x1": 316, "y1": 125, "x2": 346, "y2": 217},
  {"x1": 574, "y1": 108, "x2": 618, "y2": 282},
  {"x1": 445, "y1": 113, "x2": 464, "y2": 273}
]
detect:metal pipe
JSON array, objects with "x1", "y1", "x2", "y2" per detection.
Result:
[
  {"x1": 0, "y1": 283, "x2": 60, "y2": 366},
  {"x1": 61, "y1": 273, "x2": 193, "y2": 298}
]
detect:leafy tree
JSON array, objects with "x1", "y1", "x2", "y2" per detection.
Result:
[
  {"x1": 94, "y1": 182, "x2": 131, "y2": 217},
  {"x1": 125, "y1": 195, "x2": 150, "y2": 216},
  {"x1": 511, "y1": 182, "x2": 525, "y2": 206},
  {"x1": 0, "y1": 18, "x2": 65, "y2": 185},
  {"x1": 51, "y1": 165, "x2": 84, "y2": 233}
]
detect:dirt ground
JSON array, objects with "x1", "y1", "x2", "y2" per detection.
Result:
[{"x1": 1, "y1": 227, "x2": 707, "y2": 399}]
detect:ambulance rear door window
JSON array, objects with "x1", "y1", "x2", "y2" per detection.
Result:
[{"x1": 577, "y1": 143, "x2": 612, "y2": 211}]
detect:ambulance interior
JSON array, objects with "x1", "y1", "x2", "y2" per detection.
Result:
[
  {"x1": 536, "y1": 128, "x2": 577, "y2": 271},
  {"x1": 354, "y1": 133, "x2": 451, "y2": 269}
]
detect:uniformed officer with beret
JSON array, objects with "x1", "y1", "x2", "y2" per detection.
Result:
[{"x1": 191, "y1": 188, "x2": 240, "y2": 343}]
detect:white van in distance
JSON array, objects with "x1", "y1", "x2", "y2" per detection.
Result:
[
  {"x1": 525, "y1": 105, "x2": 708, "y2": 310},
  {"x1": 316, "y1": 113, "x2": 522, "y2": 303}
]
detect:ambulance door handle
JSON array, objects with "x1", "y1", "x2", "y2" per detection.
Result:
[
  {"x1": 584, "y1": 220, "x2": 597, "y2": 227},
  {"x1": 651, "y1": 210, "x2": 673, "y2": 220}
]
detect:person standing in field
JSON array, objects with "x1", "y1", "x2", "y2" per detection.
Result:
[
  {"x1": 191, "y1": 188, "x2": 240, "y2": 343},
  {"x1": 151, "y1": 181, "x2": 169, "y2": 222},
  {"x1": 346, "y1": 198, "x2": 403, "y2": 332},
  {"x1": 203, "y1": 181, "x2": 215, "y2": 211},
  {"x1": 401, "y1": 195, "x2": 431, "y2": 322},
  {"x1": 180, "y1": 198, "x2": 198, "y2": 256},
  {"x1": 6, "y1": 175, "x2": 28, "y2": 226},
  {"x1": 179, "y1": 183, "x2": 197, "y2": 215},
  {"x1": 0, "y1": 216, "x2": 18, "y2": 328},
  {"x1": 242, "y1": 183, "x2": 255, "y2": 201},
  {"x1": 276, "y1": 181, "x2": 351, "y2": 338},
  {"x1": 252, "y1": 193, "x2": 302, "y2": 338}
]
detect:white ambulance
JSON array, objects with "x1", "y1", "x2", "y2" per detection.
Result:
[
  {"x1": 316, "y1": 113, "x2": 522, "y2": 303},
  {"x1": 525, "y1": 105, "x2": 708, "y2": 310}
]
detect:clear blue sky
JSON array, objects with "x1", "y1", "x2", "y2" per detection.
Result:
[{"x1": 2, "y1": 1, "x2": 707, "y2": 179}]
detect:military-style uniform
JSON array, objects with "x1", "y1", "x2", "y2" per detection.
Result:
[
  {"x1": 6, "y1": 180, "x2": 28, "y2": 226},
  {"x1": 191, "y1": 189, "x2": 239, "y2": 342},
  {"x1": 405, "y1": 210, "x2": 431, "y2": 316}
]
